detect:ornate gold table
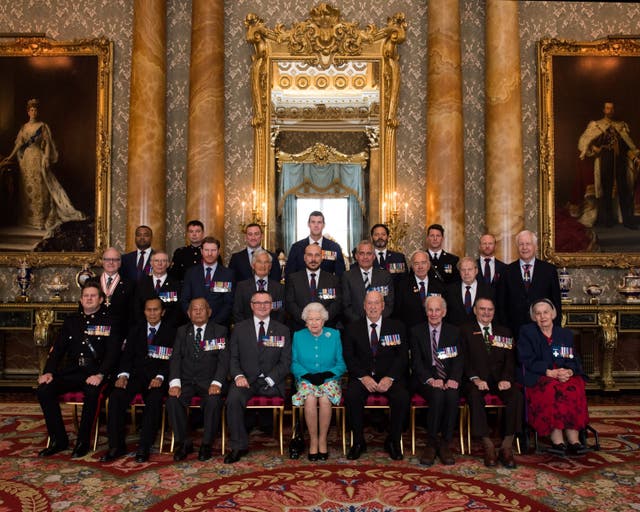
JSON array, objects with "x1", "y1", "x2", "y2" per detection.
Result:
[{"x1": 563, "y1": 303, "x2": 640, "y2": 392}]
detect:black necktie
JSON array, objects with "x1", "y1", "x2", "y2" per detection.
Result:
[
  {"x1": 258, "y1": 320, "x2": 265, "y2": 343},
  {"x1": 484, "y1": 258, "x2": 492, "y2": 284},
  {"x1": 433, "y1": 252, "x2": 439, "y2": 263},
  {"x1": 155, "y1": 278, "x2": 161, "y2": 292},
  {"x1": 147, "y1": 326, "x2": 156, "y2": 344},
  {"x1": 483, "y1": 326, "x2": 491, "y2": 352},
  {"x1": 106, "y1": 276, "x2": 113, "y2": 288},
  {"x1": 464, "y1": 285, "x2": 472, "y2": 315},
  {"x1": 378, "y1": 251, "x2": 385, "y2": 268},
  {"x1": 310, "y1": 273, "x2": 317, "y2": 300},
  {"x1": 193, "y1": 327, "x2": 202, "y2": 359},
  {"x1": 370, "y1": 323, "x2": 378, "y2": 356},
  {"x1": 137, "y1": 250, "x2": 145, "y2": 275}
]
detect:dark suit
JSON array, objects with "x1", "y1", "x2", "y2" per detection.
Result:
[
  {"x1": 37, "y1": 308, "x2": 120, "y2": 447},
  {"x1": 181, "y1": 264, "x2": 235, "y2": 326},
  {"x1": 428, "y1": 251, "x2": 460, "y2": 285},
  {"x1": 285, "y1": 237, "x2": 346, "y2": 277},
  {"x1": 106, "y1": 321, "x2": 177, "y2": 451},
  {"x1": 477, "y1": 257, "x2": 506, "y2": 288},
  {"x1": 228, "y1": 248, "x2": 281, "y2": 283},
  {"x1": 460, "y1": 322, "x2": 523, "y2": 438},
  {"x1": 497, "y1": 259, "x2": 562, "y2": 337},
  {"x1": 285, "y1": 269, "x2": 342, "y2": 332},
  {"x1": 342, "y1": 266, "x2": 394, "y2": 324},
  {"x1": 134, "y1": 274, "x2": 186, "y2": 328},
  {"x1": 120, "y1": 249, "x2": 153, "y2": 283},
  {"x1": 166, "y1": 321, "x2": 229, "y2": 446},
  {"x1": 169, "y1": 245, "x2": 202, "y2": 282},
  {"x1": 226, "y1": 318, "x2": 291, "y2": 450},
  {"x1": 444, "y1": 280, "x2": 495, "y2": 327},
  {"x1": 102, "y1": 275, "x2": 135, "y2": 334},
  {"x1": 232, "y1": 278, "x2": 286, "y2": 325},
  {"x1": 392, "y1": 273, "x2": 445, "y2": 328},
  {"x1": 375, "y1": 249, "x2": 407, "y2": 284},
  {"x1": 342, "y1": 317, "x2": 410, "y2": 444},
  {"x1": 410, "y1": 321, "x2": 464, "y2": 444}
]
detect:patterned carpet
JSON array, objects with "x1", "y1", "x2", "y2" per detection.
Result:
[{"x1": 0, "y1": 403, "x2": 638, "y2": 511}]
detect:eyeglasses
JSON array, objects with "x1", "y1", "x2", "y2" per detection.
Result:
[
  {"x1": 103, "y1": 258, "x2": 121, "y2": 263},
  {"x1": 251, "y1": 301, "x2": 272, "y2": 306}
]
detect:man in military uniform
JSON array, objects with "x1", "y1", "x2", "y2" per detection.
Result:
[
  {"x1": 370, "y1": 223, "x2": 407, "y2": 284},
  {"x1": 425, "y1": 224, "x2": 460, "y2": 285},
  {"x1": 37, "y1": 282, "x2": 121, "y2": 458},
  {"x1": 169, "y1": 219, "x2": 205, "y2": 282}
]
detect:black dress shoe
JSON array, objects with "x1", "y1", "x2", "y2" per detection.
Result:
[
  {"x1": 567, "y1": 442, "x2": 588, "y2": 456},
  {"x1": 419, "y1": 445, "x2": 437, "y2": 466},
  {"x1": 71, "y1": 441, "x2": 90, "y2": 459},
  {"x1": 317, "y1": 452, "x2": 328, "y2": 461},
  {"x1": 100, "y1": 447, "x2": 127, "y2": 462},
  {"x1": 546, "y1": 443, "x2": 566, "y2": 456},
  {"x1": 388, "y1": 442, "x2": 403, "y2": 461},
  {"x1": 173, "y1": 442, "x2": 193, "y2": 461},
  {"x1": 135, "y1": 448, "x2": 150, "y2": 463},
  {"x1": 198, "y1": 444, "x2": 213, "y2": 461},
  {"x1": 438, "y1": 444, "x2": 455, "y2": 465},
  {"x1": 38, "y1": 440, "x2": 69, "y2": 457},
  {"x1": 308, "y1": 451, "x2": 319, "y2": 462},
  {"x1": 346, "y1": 442, "x2": 366, "y2": 460},
  {"x1": 224, "y1": 449, "x2": 248, "y2": 464}
]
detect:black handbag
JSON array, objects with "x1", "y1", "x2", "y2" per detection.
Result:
[{"x1": 289, "y1": 418, "x2": 305, "y2": 459}]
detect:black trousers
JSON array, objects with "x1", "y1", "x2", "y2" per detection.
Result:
[
  {"x1": 37, "y1": 370, "x2": 102, "y2": 445},
  {"x1": 465, "y1": 382, "x2": 523, "y2": 438},
  {"x1": 106, "y1": 376, "x2": 166, "y2": 450},
  {"x1": 415, "y1": 382, "x2": 459, "y2": 444},
  {"x1": 344, "y1": 378, "x2": 410, "y2": 445},
  {"x1": 166, "y1": 384, "x2": 223, "y2": 446}
]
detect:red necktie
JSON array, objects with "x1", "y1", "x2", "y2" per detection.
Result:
[
  {"x1": 484, "y1": 258, "x2": 492, "y2": 284},
  {"x1": 309, "y1": 273, "x2": 317, "y2": 300},
  {"x1": 258, "y1": 320, "x2": 266, "y2": 343},
  {"x1": 464, "y1": 285, "x2": 472, "y2": 314},
  {"x1": 370, "y1": 322, "x2": 378, "y2": 356},
  {"x1": 147, "y1": 326, "x2": 156, "y2": 344},
  {"x1": 205, "y1": 267, "x2": 212, "y2": 287},
  {"x1": 523, "y1": 264, "x2": 531, "y2": 289},
  {"x1": 137, "y1": 250, "x2": 145, "y2": 276},
  {"x1": 419, "y1": 281, "x2": 426, "y2": 304},
  {"x1": 155, "y1": 279, "x2": 161, "y2": 292}
]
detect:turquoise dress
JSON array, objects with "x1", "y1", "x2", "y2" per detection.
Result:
[{"x1": 291, "y1": 327, "x2": 346, "y2": 406}]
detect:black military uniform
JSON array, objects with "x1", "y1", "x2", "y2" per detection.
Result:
[
  {"x1": 37, "y1": 307, "x2": 120, "y2": 455},
  {"x1": 169, "y1": 245, "x2": 202, "y2": 282}
]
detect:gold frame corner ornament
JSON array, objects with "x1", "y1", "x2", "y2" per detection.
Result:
[
  {"x1": 0, "y1": 36, "x2": 112, "y2": 267},
  {"x1": 538, "y1": 36, "x2": 640, "y2": 268},
  {"x1": 245, "y1": 4, "x2": 406, "y2": 247}
]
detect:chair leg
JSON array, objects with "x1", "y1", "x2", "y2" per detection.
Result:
[
  {"x1": 410, "y1": 407, "x2": 416, "y2": 455},
  {"x1": 221, "y1": 406, "x2": 226, "y2": 454},
  {"x1": 278, "y1": 407, "x2": 284, "y2": 455},
  {"x1": 458, "y1": 406, "x2": 466, "y2": 455},
  {"x1": 159, "y1": 406, "x2": 166, "y2": 454}
]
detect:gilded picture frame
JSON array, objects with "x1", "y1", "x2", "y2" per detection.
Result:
[
  {"x1": 0, "y1": 37, "x2": 112, "y2": 267},
  {"x1": 538, "y1": 37, "x2": 640, "y2": 267}
]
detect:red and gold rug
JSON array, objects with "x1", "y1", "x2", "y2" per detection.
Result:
[{"x1": 0, "y1": 403, "x2": 638, "y2": 511}]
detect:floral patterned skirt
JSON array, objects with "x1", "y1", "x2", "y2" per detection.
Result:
[
  {"x1": 526, "y1": 375, "x2": 589, "y2": 436},
  {"x1": 291, "y1": 379, "x2": 342, "y2": 406}
]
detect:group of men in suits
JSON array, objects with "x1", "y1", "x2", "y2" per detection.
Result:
[{"x1": 36, "y1": 209, "x2": 560, "y2": 467}]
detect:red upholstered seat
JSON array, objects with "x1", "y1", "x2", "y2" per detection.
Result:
[
  {"x1": 247, "y1": 395, "x2": 284, "y2": 407},
  {"x1": 483, "y1": 393, "x2": 504, "y2": 406},
  {"x1": 365, "y1": 393, "x2": 390, "y2": 406},
  {"x1": 410, "y1": 393, "x2": 428, "y2": 406}
]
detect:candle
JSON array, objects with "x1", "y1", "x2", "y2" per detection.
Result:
[
  {"x1": 241, "y1": 202, "x2": 246, "y2": 224},
  {"x1": 404, "y1": 202, "x2": 408, "y2": 223},
  {"x1": 382, "y1": 202, "x2": 387, "y2": 223},
  {"x1": 252, "y1": 189, "x2": 257, "y2": 210},
  {"x1": 393, "y1": 191, "x2": 398, "y2": 212}
]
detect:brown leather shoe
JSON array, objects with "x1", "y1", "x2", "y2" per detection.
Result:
[
  {"x1": 438, "y1": 444, "x2": 455, "y2": 465},
  {"x1": 483, "y1": 444, "x2": 497, "y2": 467},
  {"x1": 499, "y1": 446, "x2": 516, "y2": 469},
  {"x1": 419, "y1": 445, "x2": 437, "y2": 466}
]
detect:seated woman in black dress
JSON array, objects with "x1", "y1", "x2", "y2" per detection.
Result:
[{"x1": 518, "y1": 298, "x2": 589, "y2": 455}]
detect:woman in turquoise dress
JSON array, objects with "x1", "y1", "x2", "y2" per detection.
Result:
[{"x1": 291, "y1": 302, "x2": 346, "y2": 460}]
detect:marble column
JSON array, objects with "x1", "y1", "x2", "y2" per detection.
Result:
[
  {"x1": 186, "y1": 0, "x2": 225, "y2": 247},
  {"x1": 425, "y1": 0, "x2": 465, "y2": 256},
  {"x1": 485, "y1": 0, "x2": 524, "y2": 261},
  {"x1": 126, "y1": 0, "x2": 167, "y2": 250}
]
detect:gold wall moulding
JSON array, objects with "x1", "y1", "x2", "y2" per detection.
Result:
[
  {"x1": 245, "y1": 3, "x2": 406, "y2": 247},
  {"x1": 0, "y1": 37, "x2": 112, "y2": 267},
  {"x1": 538, "y1": 36, "x2": 640, "y2": 267}
]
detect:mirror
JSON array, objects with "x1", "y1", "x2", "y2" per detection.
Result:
[{"x1": 245, "y1": 3, "x2": 406, "y2": 250}]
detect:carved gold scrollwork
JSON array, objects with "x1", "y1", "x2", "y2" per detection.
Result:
[
  {"x1": 34, "y1": 308, "x2": 55, "y2": 375},
  {"x1": 597, "y1": 311, "x2": 618, "y2": 391}
]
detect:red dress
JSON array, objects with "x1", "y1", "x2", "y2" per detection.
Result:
[{"x1": 526, "y1": 334, "x2": 589, "y2": 436}]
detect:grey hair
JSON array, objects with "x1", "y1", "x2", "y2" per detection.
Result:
[
  {"x1": 251, "y1": 248, "x2": 273, "y2": 264},
  {"x1": 529, "y1": 298, "x2": 556, "y2": 321},
  {"x1": 425, "y1": 294, "x2": 447, "y2": 311},
  {"x1": 515, "y1": 230, "x2": 538, "y2": 246},
  {"x1": 301, "y1": 302, "x2": 329, "y2": 322}
]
